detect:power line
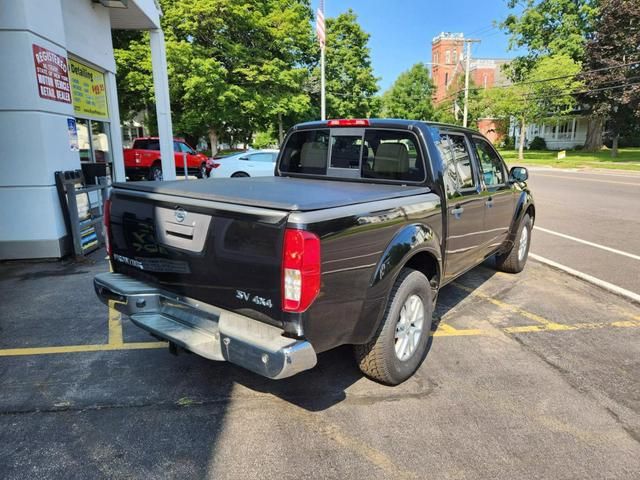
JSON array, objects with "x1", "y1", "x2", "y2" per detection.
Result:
[
  {"x1": 439, "y1": 60, "x2": 640, "y2": 103},
  {"x1": 503, "y1": 80, "x2": 640, "y2": 104}
]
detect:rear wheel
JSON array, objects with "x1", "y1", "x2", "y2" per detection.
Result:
[
  {"x1": 495, "y1": 213, "x2": 532, "y2": 273},
  {"x1": 197, "y1": 162, "x2": 208, "y2": 179},
  {"x1": 148, "y1": 164, "x2": 163, "y2": 181},
  {"x1": 231, "y1": 172, "x2": 249, "y2": 178},
  {"x1": 354, "y1": 268, "x2": 433, "y2": 385}
]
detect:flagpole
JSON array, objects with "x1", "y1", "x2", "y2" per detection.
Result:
[
  {"x1": 321, "y1": 43, "x2": 326, "y2": 120},
  {"x1": 319, "y1": 0, "x2": 326, "y2": 120}
]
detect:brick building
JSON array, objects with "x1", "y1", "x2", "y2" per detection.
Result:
[{"x1": 431, "y1": 32, "x2": 510, "y2": 143}]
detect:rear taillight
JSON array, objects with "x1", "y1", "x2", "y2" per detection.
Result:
[
  {"x1": 103, "y1": 197, "x2": 112, "y2": 256},
  {"x1": 212, "y1": 162, "x2": 221, "y2": 168},
  {"x1": 282, "y1": 229, "x2": 321, "y2": 313}
]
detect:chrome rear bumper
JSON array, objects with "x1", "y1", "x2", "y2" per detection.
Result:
[{"x1": 94, "y1": 272, "x2": 317, "y2": 379}]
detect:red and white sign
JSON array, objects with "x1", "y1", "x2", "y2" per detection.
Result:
[
  {"x1": 32, "y1": 44, "x2": 71, "y2": 104},
  {"x1": 316, "y1": 8, "x2": 325, "y2": 47}
]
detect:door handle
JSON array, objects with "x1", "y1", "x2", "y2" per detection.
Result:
[
  {"x1": 486, "y1": 196, "x2": 494, "y2": 208},
  {"x1": 451, "y1": 206, "x2": 464, "y2": 218}
]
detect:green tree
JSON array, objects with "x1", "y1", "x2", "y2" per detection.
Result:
[
  {"x1": 501, "y1": 0, "x2": 598, "y2": 78},
  {"x1": 114, "y1": 0, "x2": 316, "y2": 153},
  {"x1": 325, "y1": 10, "x2": 379, "y2": 118},
  {"x1": 483, "y1": 54, "x2": 583, "y2": 160},
  {"x1": 381, "y1": 63, "x2": 434, "y2": 120},
  {"x1": 583, "y1": 0, "x2": 640, "y2": 157},
  {"x1": 501, "y1": 0, "x2": 602, "y2": 149}
]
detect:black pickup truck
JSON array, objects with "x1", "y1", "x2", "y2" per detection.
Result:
[{"x1": 95, "y1": 119, "x2": 534, "y2": 385}]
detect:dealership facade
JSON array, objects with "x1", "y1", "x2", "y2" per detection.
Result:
[{"x1": 0, "y1": 0, "x2": 176, "y2": 260}]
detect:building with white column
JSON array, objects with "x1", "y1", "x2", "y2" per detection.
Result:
[{"x1": 0, "y1": 0, "x2": 173, "y2": 259}]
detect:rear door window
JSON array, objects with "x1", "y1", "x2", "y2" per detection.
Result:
[
  {"x1": 437, "y1": 133, "x2": 476, "y2": 193},
  {"x1": 133, "y1": 139, "x2": 160, "y2": 151}
]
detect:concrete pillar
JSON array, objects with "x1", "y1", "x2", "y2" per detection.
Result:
[
  {"x1": 0, "y1": 0, "x2": 79, "y2": 259},
  {"x1": 106, "y1": 71, "x2": 125, "y2": 182},
  {"x1": 149, "y1": 29, "x2": 175, "y2": 181}
]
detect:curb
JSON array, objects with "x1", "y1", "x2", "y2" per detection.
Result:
[{"x1": 529, "y1": 253, "x2": 640, "y2": 306}]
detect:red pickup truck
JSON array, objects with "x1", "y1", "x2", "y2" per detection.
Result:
[{"x1": 123, "y1": 137, "x2": 209, "y2": 181}]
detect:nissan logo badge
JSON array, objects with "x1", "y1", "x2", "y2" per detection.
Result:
[{"x1": 175, "y1": 207, "x2": 187, "y2": 223}]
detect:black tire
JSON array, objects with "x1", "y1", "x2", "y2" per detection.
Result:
[
  {"x1": 231, "y1": 172, "x2": 249, "y2": 178},
  {"x1": 495, "y1": 213, "x2": 532, "y2": 273},
  {"x1": 148, "y1": 164, "x2": 163, "y2": 181},
  {"x1": 354, "y1": 268, "x2": 433, "y2": 385},
  {"x1": 197, "y1": 162, "x2": 208, "y2": 179}
]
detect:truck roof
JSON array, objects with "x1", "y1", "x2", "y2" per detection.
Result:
[{"x1": 292, "y1": 118, "x2": 478, "y2": 135}]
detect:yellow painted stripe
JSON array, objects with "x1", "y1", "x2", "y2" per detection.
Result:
[
  {"x1": 451, "y1": 282, "x2": 575, "y2": 331},
  {"x1": 433, "y1": 323, "x2": 487, "y2": 337},
  {"x1": 107, "y1": 301, "x2": 124, "y2": 346},
  {"x1": 0, "y1": 342, "x2": 166, "y2": 357}
]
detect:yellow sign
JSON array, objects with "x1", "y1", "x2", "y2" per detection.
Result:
[{"x1": 69, "y1": 59, "x2": 108, "y2": 120}]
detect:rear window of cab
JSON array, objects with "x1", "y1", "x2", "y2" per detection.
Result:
[{"x1": 279, "y1": 128, "x2": 426, "y2": 183}]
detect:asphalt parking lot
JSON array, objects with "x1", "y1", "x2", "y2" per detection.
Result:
[{"x1": 1, "y1": 248, "x2": 639, "y2": 479}]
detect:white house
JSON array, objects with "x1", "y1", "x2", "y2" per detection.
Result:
[{"x1": 513, "y1": 117, "x2": 589, "y2": 150}]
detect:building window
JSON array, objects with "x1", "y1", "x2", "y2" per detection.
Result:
[
  {"x1": 483, "y1": 73, "x2": 488, "y2": 88},
  {"x1": 453, "y1": 50, "x2": 457, "y2": 64},
  {"x1": 445, "y1": 50, "x2": 451, "y2": 64},
  {"x1": 77, "y1": 118, "x2": 112, "y2": 164},
  {"x1": 557, "y1": 120, "x2": 574, "y2": 139},
  {"x1": 445, "y1": 72, "x2": 449, "y2": 87}
]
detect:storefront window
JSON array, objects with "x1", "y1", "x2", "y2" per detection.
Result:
[
  {"x1": 77, "y1": 118, "x2": 91, "y2": 162},
  {"x1": 91, "y1": 120, "x2": 111, "y2": 163},
  {"x1": 77, "y1": 119, "x2": 111, "y2": 164}
]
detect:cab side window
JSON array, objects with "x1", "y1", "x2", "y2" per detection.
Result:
[
  {"x1": 473, "y1": 138, "x2": 506, "y2": 186},
  {"x1": 437, "y1": 133, "x2": 476, "y2": 195}
]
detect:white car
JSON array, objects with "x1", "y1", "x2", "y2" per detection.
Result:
[{"x1": 209, "y1": 149, "x2": 279, "y2": 178}]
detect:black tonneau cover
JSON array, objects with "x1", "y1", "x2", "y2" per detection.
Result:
[{"x1": 115, "y1": 176, "x2": 430, "y2": 212}]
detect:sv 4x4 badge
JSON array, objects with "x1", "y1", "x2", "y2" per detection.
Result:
[{"x1": 236, "y1": 290, "x2": 273, "y2": 309}]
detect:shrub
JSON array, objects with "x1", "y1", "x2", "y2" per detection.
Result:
[
  {"x1": 529, "y1": 136, "x2": 547, "y2": 150},
  {"x1": 501, "y1": 136, "x2": 516, "y2": 149},
  {"x1": 252, "y1": 131, "x2": 277, "y2": 149}
]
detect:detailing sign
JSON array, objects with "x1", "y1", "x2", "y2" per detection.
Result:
[
  {"x1": 69, "y1": 59, "x2": 109, "y2": 120},
  {"x1": 32, "y1": 44, "x2": 71, "y2": 104}
]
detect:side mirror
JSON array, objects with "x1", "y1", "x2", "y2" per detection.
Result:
[
  {"x1": 239, "y1": 156, "x2": 249, "y2": 161},
  {"x1": 510, "y1": 166, "x2": 528, "y2": 183}
]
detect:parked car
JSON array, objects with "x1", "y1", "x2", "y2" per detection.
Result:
[
  {"x1": 208, "y1": 149, "x2": 279, "y2": 178},
  {"x1": 96, "y1": 119, "x2": 534, "y2": 385},
  {"x1": 123, "y1": 137, "x2": 209, "y2": 181}
]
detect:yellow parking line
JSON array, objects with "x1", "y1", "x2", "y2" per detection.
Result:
[
  {"x1": 451, "y1": 282, "x2": 576, "y2": 331},
  {"x1": 108, "y1": 301, "x2": 124, "y2": 346},
  {"x1": 433, "y1": 323, "x2": 487, "y2": 336},
  {"x1": 0, "y1": 341, "x2": 167, "y2": 357}
]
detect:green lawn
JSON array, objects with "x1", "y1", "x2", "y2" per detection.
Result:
[{"x1": 498, "y1": 148, "x2": 640, "y2": 171}]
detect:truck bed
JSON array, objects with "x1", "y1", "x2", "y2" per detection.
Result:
[{"x1": 114, "y1": 176, "x2": 430, "y2": 212}]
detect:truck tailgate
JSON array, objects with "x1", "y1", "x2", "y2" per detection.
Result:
[{"x1": 109, "y1": 187, "x2": 288, "y2": 326}]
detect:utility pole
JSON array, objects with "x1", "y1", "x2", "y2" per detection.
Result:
[
  {"x1": 462, "y1": 38, "x2": 481, "y2": 128},
  {"x1": 317, "y1": 1, "x2": 326, "y2": 120}
]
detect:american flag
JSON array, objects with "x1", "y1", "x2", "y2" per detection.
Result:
[{"x1": 316, "y1": 6, "x2": 325, "y2": 47}]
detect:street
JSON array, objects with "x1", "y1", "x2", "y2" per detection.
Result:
[{"x1": 527, "y1": 169, "x2": 640, "y2": 296}]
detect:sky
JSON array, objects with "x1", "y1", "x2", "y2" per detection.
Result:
[{"x1": 311, "y1": 0, "x2": 525, "y2": 91}]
